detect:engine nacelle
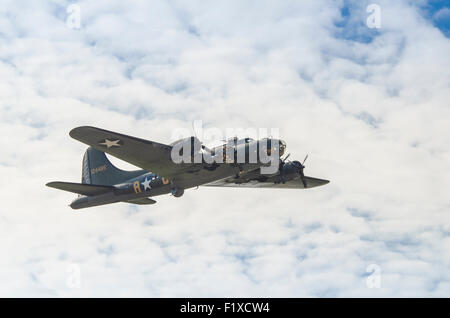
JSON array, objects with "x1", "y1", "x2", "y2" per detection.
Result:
[{"x1": 171, "y1": 187, "x2": 184, "y2": 197}]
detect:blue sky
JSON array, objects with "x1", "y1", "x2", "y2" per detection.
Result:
[
  {"x1": 336, "y1": 0, "x2": 450, "y2": 42},
  {"x1": 421, "y1": 0, "x2": 450, "y2": 36},
  {"x1": 0, "y1": 0, "x2": 449, "y2": 297}
]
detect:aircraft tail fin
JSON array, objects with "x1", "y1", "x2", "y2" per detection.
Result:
[
  {"x1": 46, "y1": 181, "x2": 114, "y2": 196},
  {"x1": 81, "y1": 147, "x2": 145, "y2": 186}
]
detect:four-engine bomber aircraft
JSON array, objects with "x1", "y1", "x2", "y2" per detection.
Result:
[{"x1": 46, "y1": 126, "x2": 329, "y2": 209}]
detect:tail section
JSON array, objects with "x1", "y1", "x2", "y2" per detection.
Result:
[{"x1": 82, "y1": 147, "x2": 145, "y2": 186}]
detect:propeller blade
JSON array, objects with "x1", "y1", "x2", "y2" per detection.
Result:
[
  {"x1": 299, "y1": 169, "x2": 307, "y2": 188},
  {"x1": 292, "y1": 157, "x2": 307, "y2": 188},
  {"x1": 281, "y1": 170, "x2": 286, "y2": 184},
  {"x1": 279, "y1": 158, "x2": 286, "y2": 184},
  {"x1": 302, "y1": 154, "x2": 308, "y2": 165}
]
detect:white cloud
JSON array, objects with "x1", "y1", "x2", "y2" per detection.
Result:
[{"x1": 0, "y1": 0, "x2": 449, "y2": 297}]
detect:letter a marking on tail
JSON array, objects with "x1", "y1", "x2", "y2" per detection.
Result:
[{"x1": 133, "y1": 181, "x2": 142, "y2": 193}]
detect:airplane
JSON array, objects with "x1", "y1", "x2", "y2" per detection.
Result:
[{"x1": 46, "y1": 126, "x2": 329, "y2": 209}]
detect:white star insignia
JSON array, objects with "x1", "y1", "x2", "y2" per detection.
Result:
[
  {"x1": 141, "y1": 177, "x2": 152, "y2": 191},
  {"x1": 99, "y1": 139, "x2": 121, "y2": 148}
]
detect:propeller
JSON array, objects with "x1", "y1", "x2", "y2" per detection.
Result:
[
  {"x1": 279, "y1": 153, "x2": 291, "y2": 184},
  {"x1": 292, "y1": 154, "x2": 308, "y2": 188},
  {"x1": 302, "y1": 154, "x2": 308, "y2": 165}
]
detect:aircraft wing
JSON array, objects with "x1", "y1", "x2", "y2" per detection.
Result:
[
  {"x1": 204, "y1": 175, "x2": 329, "y2": 189},
  {"x1": 70, "y1": 126, "x2": 187, "y2": 180}
]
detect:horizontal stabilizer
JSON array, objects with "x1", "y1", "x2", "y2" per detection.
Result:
[
  {"x1": 125, "y1": 197, "x2": 157, "y2": 205},
  {"x1": 46, "y1": 181, "x2": 114, "y2": 196}
]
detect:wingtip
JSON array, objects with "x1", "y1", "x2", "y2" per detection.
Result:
[
  {"x1": 69, "y1": 126, "x2": 92, "y2": 138},
  {"x1": 69, "y1": 126, "x2": 112, "y2": 141}
]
